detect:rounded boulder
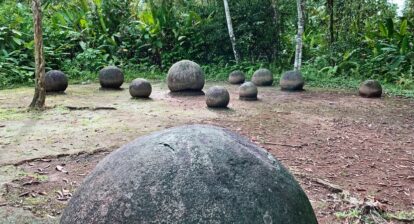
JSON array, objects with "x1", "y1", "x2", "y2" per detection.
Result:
[
  {"x1": 206, "y1": 86, "x2": 230, "y2": 108},
  {"x1": 359, "y1": 80, "x2": 382, "y2": 98},
  {"x1": 280, "y1": 70, "x2": 305, "y2": 91},
  {"x1": 239, "y1": 82, "x2": 258, "y2": 101},
  {"x1": 252, "y1": 68, "x2": 273, "y2": 86},
  {"x1": 45, "y1": 70, "x2": 68, "y2": 92},
  {"x1": 167, "y1": 60, "x2": 205, "y2": 92},
  {"x1": 129, "y1": 78, "x2": 152, "y2": 98},
  {"x1": 228, "y1": 70, "x2": 245, "y2": 84},
  {"x1": 60, "y1": 125, "x2": 317, "y2": 224},
  {"x1": 99, "y1": 66, "x2": 124, "y2": 89}
]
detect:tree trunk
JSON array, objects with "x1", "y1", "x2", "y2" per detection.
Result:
[
  {"x1": 271, "y1": 0, "x2": 281, "y2": 60},
  {"x1": 223, "y1": 0, "x2": 240, "y2": 63},
  {"x1": 30, "y1": 0, "x2": 46, "y2": 110},
  {"x1": 327, "y1": 0, "x2": 334, "y2": 44},
  {"x1": 294, "y1": 0, "x2": 305, "y2": 71}
]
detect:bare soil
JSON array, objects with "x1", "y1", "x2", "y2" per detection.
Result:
[{"x1": 0, "y1": 82, "x2": 413, "y2": 223}]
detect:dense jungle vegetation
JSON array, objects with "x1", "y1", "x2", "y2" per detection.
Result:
[{"x1": 0, "y1": 0, "x2": 413, "y2": 95}]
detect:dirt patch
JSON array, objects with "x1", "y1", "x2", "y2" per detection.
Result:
[{"x1": 1, "y1": 82, "x2": 413, "y2": 223}]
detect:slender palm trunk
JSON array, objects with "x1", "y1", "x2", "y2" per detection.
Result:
[
  {"x1": 223, "y1": 0, "x2": 240, "y2": 63},
  {"x1": 294, "y1": 0, "x2": 305, "y2": 71},
  {"x1": 271, "y1": 0, "x2": 281, "y2": 59},
  {"x1": 30, "y1": 0, "x2": 46, "y2": 109}
]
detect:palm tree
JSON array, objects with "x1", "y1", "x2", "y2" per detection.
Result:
[
  {"x1": 223, "y1": 0, "x2": 240, "y2": 63},
  {"x1": 294, "y1": 0, "x2": 305, "y2": 71}
]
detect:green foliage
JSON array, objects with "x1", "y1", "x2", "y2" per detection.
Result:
[{"x1": 0, "y1": 0, "x2": 413, "y2": 95}]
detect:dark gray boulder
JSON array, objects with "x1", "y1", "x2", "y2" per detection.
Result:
[
  {"x1": 228, "y1": 70, "x2": 245, "y2": 84},
  {"x1": 359, "y1": 80, "x2": 382, "y2": 98},
  {"x1": 60, "y1": 125, "x2": 317, "y2": 224},
  {"x1": 280, "y1": 70, "x2": 305, "y2": 91},
  {"x1": 45, "y1": 70, "x2": 68, "y2": 92},
  {"x1": 99, "y1": 66, "x2": 124, "y2": 89},
  {"x1": 167, "y1": 60, "x2": 205, "y2": 92},
  {"x1": 239, "y1": 82, "x2": 258, "y2": 101},
  {"x1": 252, "y1": 69, "x2": 273, "y2": 86},
  {"x1": 206, "y1": 86, "x2": 230, "y2": 108},
  {"x1": 129, "y1": 78, "x2": 152, "y2": 98}
]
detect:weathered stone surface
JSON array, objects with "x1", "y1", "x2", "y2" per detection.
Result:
[
  {"x1": 228, "y1": 70, "x2": 245, "y2": 84},
  {"x1": 239, "y1": 82, "x2": 258, "y2": 101},
  {"x1": 280, "y1": 70, "x2": 305, "y2": 91},
  {"x1": 60, "y1": 125, "x2": 317, "y2": 224},
  {"x1": 206, "y1": 86, "x2": 230, "y2": 108},
  {"x1": 167, "y1": 60, "x2": 205, "y2": 92},
  {"x1": 45, "y1": 70, "x2": 68, "y2": 92},
  {"x1": 99, "y1": 66, "x2": 124, "y2": 89},
  {"x1": 129, "y1": 78, "x2": 152, "y2": 98},
  {"x1": 359, "y1": 80, "x2": 382, "y2": 98},
  {"x1": 252, "y1": 69, "x2": 273, "y2": 86}
]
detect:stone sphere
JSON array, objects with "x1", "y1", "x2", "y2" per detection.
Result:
[
  {"x1": 60, "y1": 125, "x2": 318, "y2": 224},
  {"x1": 167, "y1": 60, "x2": 205, "y2": 92},
  {"x1": 129, "y1": 78, "x2": 152, "y2": 98},
  {"x1": 252, "y1": 68, "x2": 273, "y2": 86},
  {"x1": 228, "y1": 70, "x2": 245, "y2": 84},
  {"x1": 99, "y1": 66, "x2": 124, "y2": 89},
  {"x1": 239, "y1": 82, "x2": 258, "y2": 101},
  {"x1": 45, "y1": 70, "x2": 68, "y2": 92},
  {"x1": 206, "y1": 86, "x2": 230, "y2": 108},
  {"x1": 280, "y1": 70, "x2": 305, "y2": 91},
  {"x1": 359, "y1": 80, "x2": 382, "y2": 98}
]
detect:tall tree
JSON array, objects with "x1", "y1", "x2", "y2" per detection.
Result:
[
  {"x1": 223, "y1": 0, "x2": 240, "y2": 63},
  {"x1": 327, "y1": 0, "x2": 334, "y2": 44},
  {"x1": 294, "y1": 0, "x2": 305, "y2": 71},
  {"x1": 29, "y1": 0, "x2": 46, "y2": 109}
]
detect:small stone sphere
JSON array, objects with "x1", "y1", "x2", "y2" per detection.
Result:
[
  {"x1": 359, "y1": 80, "x2": 382, "y2": 98},
  {"x1": 129, "y1": 79, "x2": 152, "y2": 98},
  {"x1": 45, "y1": 70, "x2": 68, "y2": 92},
  {"x1": 252, "y1": 68, "x2": 273, "y2": 86},
  {"x1": 60, "y1": 125, "x2": 318, "y2": 224},
  {"x1": 206, "y1": 86, "x2": 230, "y2": 108},
  {"x1": 167, "y1": 60, "x2": 205, "y2": 92},
  {"x1": 228, "y1": 70, "x2": 245, "y2": 84},
  {"x1": 99, "y1": 66, "x2": 124, "y2": 89},
  {"x1": 280, "y1": 70, "x2": 305, "y2": 91},
  {"x1": 239, "y1": 82, "x2": 258, "y2": 101}
]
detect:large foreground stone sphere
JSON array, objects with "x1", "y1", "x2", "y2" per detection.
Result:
[
  {"x1": 239, "y1": 82, "x2": 258, "y2": 101},
  {"x1": 280, "y1": 70, "x2": 305, "y2": 91},
  {"x1": 359, "y1": 80, "x2": 382, "y2": 98},
  {"x1": 167, "y1": 60, "x2": 205, "y2": 92},
  {"x1": 129, "y1": 78, "x2": 152, "y2": 98},
  {"x1": 228, "y1": 70, "x2": 245, "y2": 84},
  {"x1": 252, "y1": 68, "x2": 273, "y2": 86},
  {"x1": 60, "y1": 125, "x2": 317, "y2": 224},
  {"x1": 99, "y1": 66, "x2": 124, "y2": 89},
  {"x1": 45, "y1": 70, "x2": 68, "y2": 92},
  {"x1": 206, "y1": 86, "x2": 230, "y2": 108}
]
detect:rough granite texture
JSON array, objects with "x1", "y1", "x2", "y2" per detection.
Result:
[
  {"x1": 45, "y1": 70, "x2": 68, "y2": 92},
  {"x1": 359, "y1": 80, "x2": 382, "y2": 98},
  {"x1": 99, "y1": 66, "x2": 124, "y2": 89},
  {"x1": 167, "y1": 60, "x2": 205, "y2": 92},
  {"x1": 205, "y1": 86, "x2": 230, "y2": 108},
  {"x1": 228, "y1": 70, "x2": 245, "y2": 84},
  {"x1": 239, "y1": 82, "x2": 258, "y2": 101},
  {"x1": 60, "y1": 125, "x2": 317, "y2": 224},
  {"x1": 252, "y1": 69, "x2": 273, "y2": 86},
  {"x1": 129, "y1": 78, "x2": 152, "y2": 98},
  {"x1": 279, "y1": 70, "x2": 305, "y2": 91}
]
